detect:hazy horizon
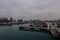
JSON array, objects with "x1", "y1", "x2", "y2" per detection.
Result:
[{"x1": 0, "y1": 0, "x2": 60, "y2": 20}]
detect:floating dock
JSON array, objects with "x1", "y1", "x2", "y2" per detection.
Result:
[{"x1": 19, "y1": 22, "x2": 60, "y2": 38}]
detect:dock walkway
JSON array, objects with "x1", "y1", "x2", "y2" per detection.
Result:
[{"x1": 19, "y1": 22, "x2": 60, "y2": 37}]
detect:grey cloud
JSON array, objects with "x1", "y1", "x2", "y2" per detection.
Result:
[{"x1": 0, "y1": 0, "x2": 60, "y2": 20}]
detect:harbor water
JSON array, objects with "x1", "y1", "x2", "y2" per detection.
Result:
[{"x1": 0, "y1": 25, "x2": 52, "y2": 40}]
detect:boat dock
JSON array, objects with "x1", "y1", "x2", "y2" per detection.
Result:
[{"x1": 19, "y1": 22, "x2": 60, "y2": 38}]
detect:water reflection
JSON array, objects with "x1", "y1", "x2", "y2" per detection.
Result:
[{"x1": 0, "y1": 26, "x2": 52, "y2": 40}]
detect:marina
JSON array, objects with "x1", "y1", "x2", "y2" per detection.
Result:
[
  {"x1": 0, "y1": 20, "x2": 60, "y2": 38},
  {"x1": 19, "y1": 22, "x2": 60, "y2": 38},
  {"x1": 0, "y1": 0, "x2": 60, "y2": 40},
  {"x1": 0, "y1": 18, "x2": 60, "y2": 40},
  {"x1": 0, "y1": 26, "x2": 52, "y2": 40}
]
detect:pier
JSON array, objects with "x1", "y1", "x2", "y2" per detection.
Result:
[{"x1": 19, "y1": 22, "x2": 60, "y2": 38}]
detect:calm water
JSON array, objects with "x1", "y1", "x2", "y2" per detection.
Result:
[{"x1": 0, "y1": 25, "x2": 52, "y2": 40}]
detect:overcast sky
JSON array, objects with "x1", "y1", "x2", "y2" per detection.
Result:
[{"x1": 0, "y1": 0, "x2": 60, "y2": 20}]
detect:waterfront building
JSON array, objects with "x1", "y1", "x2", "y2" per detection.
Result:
[{"x1": 0, "y1": 18, "x2": 8, "y2": 23}]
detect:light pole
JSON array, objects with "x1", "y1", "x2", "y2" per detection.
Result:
[{"x1": 47, "y1": 13, "x2": 53, "y2": 21}]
